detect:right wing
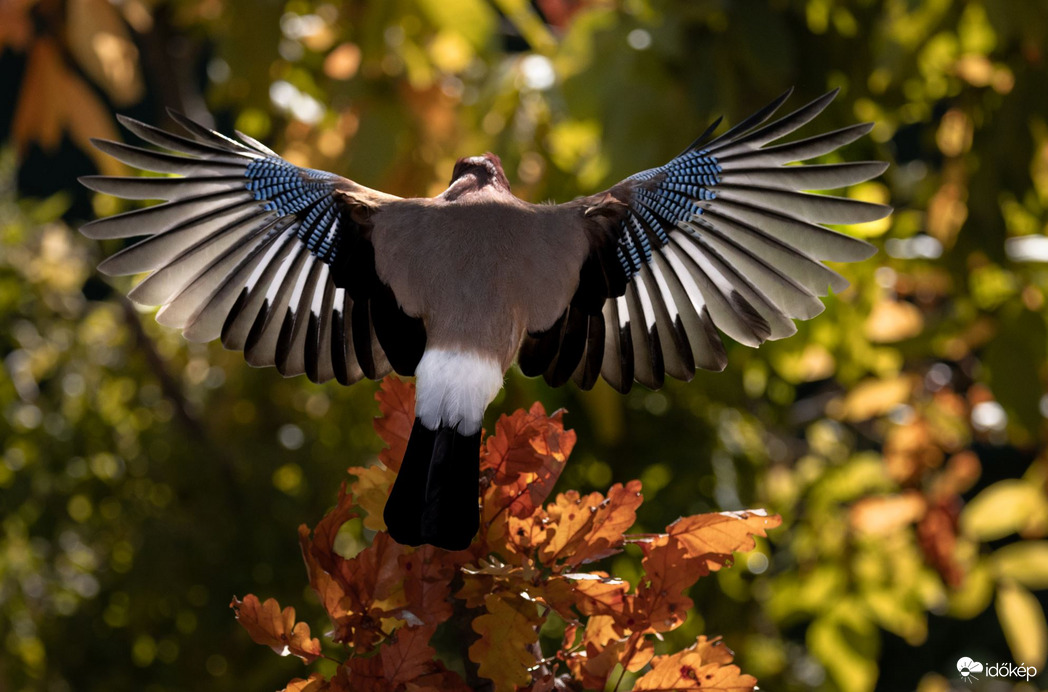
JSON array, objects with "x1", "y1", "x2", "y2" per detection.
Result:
[
  {"x1": 523, "y1": 89, "x2": 889, "y2": 393},
  {"x1": 80, "y1": 112, "x2": 426, "y2": 384}
]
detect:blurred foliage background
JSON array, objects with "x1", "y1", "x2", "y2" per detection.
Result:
[{"x1": 2, "y1": 0, "x2": 1048, "y2": 690}]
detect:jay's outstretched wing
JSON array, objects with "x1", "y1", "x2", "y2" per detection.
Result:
[
  {"x1": 81, "y1": 112, "x2": 426, "y2": 384},
  {"x1": 523, "y1": 88, "x2": 890, "y2": 393}
]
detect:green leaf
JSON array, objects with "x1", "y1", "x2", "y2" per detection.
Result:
[{"x1": 807, "y1": 602, "x2": 880, "y2": 692}]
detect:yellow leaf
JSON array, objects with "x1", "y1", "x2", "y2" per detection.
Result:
[
  {"x1": 864, "y1": 299, "x2": 924, "y2": 343},
  {"x1": 995, "y1": 580, "x2": 1047, "y2": 669},
  {"x1": 324, "y1": 43, "x2": 362, "y2": 81},
  {"x1": 947, "y1": 560, "x2": 994, "y2": 620},
  {"x1": 469, "y1": 594, "x2": 539, "y2": 692},
  {"x1": 832, "y1": 376, "x2": 913, "y2": 422},
  {"x1": 993, "y1": 541, "x2": 1048, "y2": 591},
  {"x1": 961, "y1": 480, "x2": 1048, "y2": 541},
  {"x1": 348, "y1": 464, "x2": 396, "y2": 532}
]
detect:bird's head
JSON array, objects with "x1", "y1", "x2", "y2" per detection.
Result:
[{"x1": 447, "y1": 153, "x2": 511, "y2": 197}]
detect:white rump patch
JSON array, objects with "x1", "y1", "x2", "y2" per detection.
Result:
[{"x1": 415, "y1": 348, "x2": 504, "y2": 434}]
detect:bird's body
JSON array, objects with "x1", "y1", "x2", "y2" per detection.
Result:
[{"x1": 81, "y1": 89, "x2": 891, "y2": 550}]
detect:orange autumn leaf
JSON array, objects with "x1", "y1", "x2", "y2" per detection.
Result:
[
  {"x1": 481, "y1": 404, "x2": 574, "y2": 527},
  {"x1": 482, "y1": 403, "x2": 575, "y2": 480},
  {"x1": 558, "y1": 573, "x2": 629, "y2": 618},
  {"x1": 283, "y1": 674, "x2": 331, "y2": 692},
  {"x1": 529, "y1": 481, "x2": 641, "y2": 567},
  {"x1": 373, "y1": 378, "x2": 416, "y2": 472},
  {"x1": 469, "y1": 594, "x2": 540, "y2": 692},
  {"x1": 629, "y1": 536, "x2": 697, "y2": 632},
  {"x1": 299, "y1": 494, "x2": 408, "y2": 650},
  {"x1": 667, "y1": 509, "x2": 782, "y2": 573},
  {"x1": 633, "y1": 637, "x2": 756, "y2": 692},
  {"x1": 12, "y1": 37, "x2": 124, "y2": 176},
  {"x1": 307, "y1": 483, "x2": 358, "y2": 576},
  {"x1": 378, "y1": 625, "x2": 472, "y2": 690},
  {"x1": 298, "y1": 523, "x2": 348, "y2": 630},
  {"x1": 538, "y1": 489, "x2": 606, "y2": 562},
  {"x1": 565, "y1": 480, "x2": 643, "y2": 567},
  {"x1": 239, "y1": 382, "x2": 777, "y2": 692},
  {"x1": 564, "y1": 621, "x2": 652, "y2": 690},
  {"x1": 231, "y1": 595, "x2": 323, "y2": 663}
]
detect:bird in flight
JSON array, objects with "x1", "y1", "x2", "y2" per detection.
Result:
[{"x1": 81, "y1": 88, "x2": 890, "y2": 550}]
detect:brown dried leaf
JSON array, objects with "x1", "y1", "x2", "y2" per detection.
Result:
[
  {"x1": 374, "y1": 378, "x2": 416, "y2": 472},
  {"x1": 379, "y1": 625, "x2": 440, "y2": 687},
  {"x1": 399, "y1": 545, "x2": 456, "y2": 627},
  {"x1": 0, "y1": 0, "x2": 33, "y2": 52},
  {"x1": 298, "y1": 523, "x2": 348, "y2": 626},
  {"x1": 231, "y1": 595, "x2": 322, "y2": 663}
]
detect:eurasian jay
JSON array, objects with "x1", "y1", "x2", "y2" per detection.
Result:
[{"x1": 80, "y1": 88, "x2": 890, "y2": 550}]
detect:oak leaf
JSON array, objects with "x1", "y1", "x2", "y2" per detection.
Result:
[
  {"x1": 667, "y1": 509, "x2": 782, "y2": 573},
  {"x1": 563, "y1": 619, "x2": 652, "y2": 690},
  {"x1": 373, "y1": 378, "x2": 416, "y2": 472},
  {"x1": 565, "y1": 480, "x2": 643, "y2": 567},
  {"x1": 538, "y1": 490, "x2": 605, "y2": 562},
  {"x1": 557, "y1": 573, "x2": 628, "y2": 618},
  {"x1": 231, "y1": 595, "x2": 322, "y2": 663},
  {"x1": 628, "y1": 536, "x2": 696, "y2": 632},
  {"x1": 379, "y1": 625, "x2": 443, "y2": 687},
  {"x1": 481, "y1": 404, "x2": 574, "y2": 523},
  {"x1": 298, "y1": 523, "x2": 349, "y2": 632},
  {"x1": 469, "y1": 594, "x2": 541, "y2": 692},
  {"x1": 399, "y1": 546, "x2": 456, "y2": 627},
  {"x1": 633, "y1": 637, "x2": 756, "y2": 692},
  {"x1": 283, "y1": 674, "x2": 330, "y2": 692},
  {"x1": 348, "y1": 463, "x2": 397, "y2": 531}
]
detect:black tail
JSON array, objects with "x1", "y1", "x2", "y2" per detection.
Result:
[{"x1": 383, "y1": 419, "x2": 481, "y2": 550}]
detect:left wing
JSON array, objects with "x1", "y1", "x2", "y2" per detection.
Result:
[
  {"x1": 80, "y1": 111, "x2": 425, "y2": 385},
  {"x1": 523, "y1": 88, "x2": 891, "y2": 393}
]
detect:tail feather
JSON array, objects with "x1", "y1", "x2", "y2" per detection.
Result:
[{"x1": 384, "y1": 419, "x2": 480, "y2": 550}]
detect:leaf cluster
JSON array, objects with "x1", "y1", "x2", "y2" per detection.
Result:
[{"x1": 234, "y1": 379, "x2": 779, "y2": 691}]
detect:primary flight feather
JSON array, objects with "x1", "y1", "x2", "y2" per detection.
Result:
[{"x1": 81, "y1": 88, "x2": 890, "y2": 550}]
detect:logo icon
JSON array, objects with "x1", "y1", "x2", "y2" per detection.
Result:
[{"x1": 957, "y1": 657, "x2": 983, "y2": 684}]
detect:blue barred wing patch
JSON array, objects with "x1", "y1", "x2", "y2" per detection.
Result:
[
  {"x1": 617, "y1": 150, "x2": 722, "y2": 278},
  {"x1": 245, "y1": 157, "x2": 343, "y2": 263}
]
